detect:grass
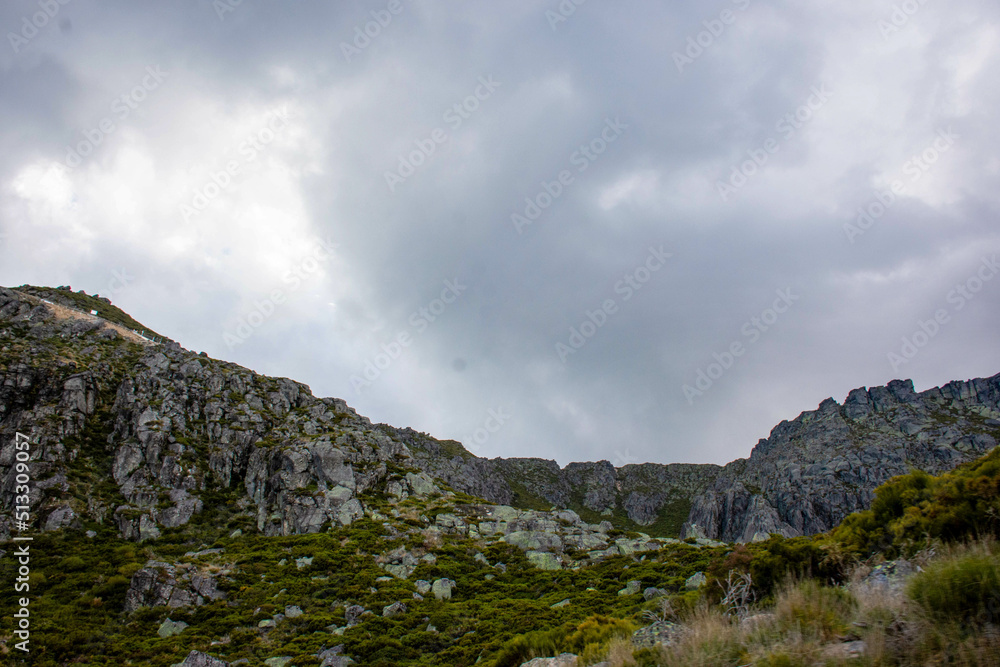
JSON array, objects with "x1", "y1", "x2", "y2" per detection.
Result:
[{"x1": 626, "y1": 539, "x2": 1000, "y2": 667}]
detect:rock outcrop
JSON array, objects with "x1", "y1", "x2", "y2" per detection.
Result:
[{"x1": 682, "y1": 378, "x2": 1000, "y2": 542}]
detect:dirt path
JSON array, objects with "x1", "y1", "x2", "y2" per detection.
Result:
[{"x1": 11, "y1": 289, "x2": 158, "y2": 346}]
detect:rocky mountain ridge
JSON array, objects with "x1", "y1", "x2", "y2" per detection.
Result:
[{"x1": 1, "y1": 284, "x2": 998, "y2": 552}]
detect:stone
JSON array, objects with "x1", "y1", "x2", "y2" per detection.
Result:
[
  {"x1": 44, "y1": 505, "x2": 76, "y2": 531},
  {"x1": 618, "y1": 580, "x2": 641, "y2": 596},
  {"x1": 632, "y1": 621, "x2": 682, "y2": 649},
  {"x1": 431, "y1": 578, "x2": 456, "y2": 600},
  {"x1": 284, "y1": 605, "x2": 303, "y2": 618},
  {"x1": 345, "y1": 604, "x2": 365, "y2": 626},
  {"x1": 684, "y1": 572, "x2": 707, "y2": 590},
  {"x1": 519, "y1": 653, "x2": 578, "y2": 666},
  {"x1": 643, "y1": 587, "x2": 665, "y2": 601},
  {"x1": 257, "y1": 619, "x2": 275, "y2": 628},
  {"x1": 415, "y1": 580, "x2": 431, "y2": 595},
  {"x1": 179, "y1": 651, "x2": 229, "y2": 667},
  {"x1": 526, "y1": 551, "x2": 562, "y2": 571},
  {"x1": 158, "y1": 619, "x2": 189, "y2": 638},
  {"x1": 125, "y1": 562, "x2": 197, "y2": 612},
  {"x1": 295, "y1": 556, "x2": 314, "y2": 569},
  {"x1": 382, "y1": 601, "x2": 407, "y2": 617},
  {"x1": 264, "y1": 658, "x2": 293, "y2": 667},
  {"x1": 550, "y1": 598, "x2": 571, "y2": 609}
]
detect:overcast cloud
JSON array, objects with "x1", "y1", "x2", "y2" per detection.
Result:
[{"x1": 1, "y1": 0, "x2": 998, "y2": 466}]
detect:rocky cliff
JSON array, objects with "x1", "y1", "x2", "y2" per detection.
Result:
[
  {"x1": 1, "y1": 284, "x2": 998, "y2": 549},
  {"x1": 681, "y1": 377, "x2": 1000, "y2": 542}
]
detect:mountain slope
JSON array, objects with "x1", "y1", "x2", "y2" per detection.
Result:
[{"x1": 1, "y1": 284, "x2": 998, "y2": 549}]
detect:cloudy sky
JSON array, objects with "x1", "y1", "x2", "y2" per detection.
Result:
[{"x1": 2, "y1": 0, "x2": 998, "y2": 467}]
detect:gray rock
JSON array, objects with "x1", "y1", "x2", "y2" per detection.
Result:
[
  {"x1": 345, "y1": 604, "x2": 365, "y2": 626},
  {"x1": 632, "y1": 621, "x2": 682, "y2": 649},
  {"x1": 382, "y1": 601, "x2": 407, "y2": 617},
  {"x1": 43, "y1": 505, "x2": 76, "y2": 531},
  {"x1": 643, "y1": 587, "x2": 665, "y2": 601},
  {"x1": 682, "y1": 378, "x2": 1000, "y2": 542},
  {"x1": 431, "y1": 578, "x2": 456, "y2": 600},
  {"x1": 179, "y1": 651, "x2": 229, "y2": 667},
  {"x1": 684, "y1": 572, "x2": 707, "y2": 590},
  {"x1": 264, "y1": 658, "x2": 293, "y2": 667},
  {"x1": 519, "y1": 654, "x2": 578, "y2": 667},
  {"x1": 125, "y1": 562, "x2": 197, "y2": 612},
  {"x1": 617, "y1": 580, "x2": 641, "y2": 596},
  {"x1": 158, "y1": 618, "x2": 189, "y2": 638},
  {"x1": 526, "y1": 551, "x2": 562, "y2": 571},
  {"x1": 284, "y1": 605, "x2": 303, "y2": 618},
  {"x1": 415, "y1": 580, "x2": 431, "y2": 595}
]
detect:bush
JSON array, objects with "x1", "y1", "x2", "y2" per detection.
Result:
[
  {"x1": 772, "y1": 579, "x2": 855, "y2": 642},
  {"x1": 832, "y1": 447, "x2": 1000, "y2": 557},
  {"x1": 61, "y1": 556, "x2": 86, "y2": 572},
  {"x1": 489, "y1": 615, "x2": 635, "y2": 667},
  {"x1": 907, "y1": 545, "x2": 1000, "y2": 627}
]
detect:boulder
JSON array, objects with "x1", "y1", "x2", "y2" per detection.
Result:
[
  {"x1": 431, "y1": 578, "x2": 457, "y2": 601},
  {"x1": 178, "y1": 651, "x2": 229, "y2": 667},
  {"x1": 526, "y1": 551, "x2": 562, "y2": 571},
  {"x1": 382, "y1": 601, "x2": 407, "y2": 617},
  {"x1": 684, "y1": 572, "x2": 707, "y2": 590},
  {"x1": 519, "y1": 654, "x2": 578, "y2": 666},
  {"x1": 158, "y1": 619, "x2": 188, "y2": 638}
]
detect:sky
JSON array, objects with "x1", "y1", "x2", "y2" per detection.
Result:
[{"x1": 1, "y1": 0, "x2": 998, "y2": 467}]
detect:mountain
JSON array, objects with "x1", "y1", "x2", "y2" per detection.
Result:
[
  {"x1": 3, "y1": 284, "x2": 1000, "y2": 666},
  {"x1": 2, "y1": 285, "x2": 998, "y2": 548}
]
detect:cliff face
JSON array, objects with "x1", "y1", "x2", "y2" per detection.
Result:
[
  {"x1": 681, "y1": 377, "x2": 1000, "y2": 542},
  {"x1": 1, "y1": 285, "x2": 998, "y2": 546},
  {"x1": 0, "y1": 286, "x2": 714, "y2": 542}
]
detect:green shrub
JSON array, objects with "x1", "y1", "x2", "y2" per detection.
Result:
[
  {"x1": 61, "y1": 556, "x2": 86, "y2": 571},
  {"x1": 772, "y1": 579, "x2": 855, "y2": 642},
  {"x1": 907, "y1": 546, "x2": 1000, "y2": 627},
  {"x1": 832, "y1": 447, "x2": 1000, "y2": 557},
  {"x1": 489, "y1": 615, "x2": 635, "y2": 667}
]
